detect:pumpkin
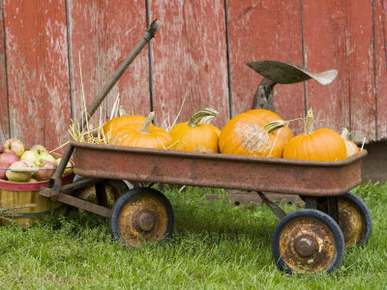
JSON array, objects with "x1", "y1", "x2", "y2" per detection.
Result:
[
  {"x1": 169, "y1": 107, "x2": 220, "y2": 153},
  {"x1": 113, "y1": 112, "x2": 172, "y2": 149},
  {"x1": 103, "y1": 115, "x2": 152, "y2": 137},
  {"x1": 341, "y1": 127, "x2": 360, "y2": 158},
  {"x1": 283, "y1": 109, "x2": 347, "y2": 161},
  {"x1": 218, "y1": 109, "x2": 293, "y2": 158},
  {"x1": 199, "y1": 115, "x2": 221, "y2": 137}
]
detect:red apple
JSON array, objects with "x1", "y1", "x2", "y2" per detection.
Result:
[
  {"x1": 35, "y1": 152, "x2": 56, "y2": 165},
  {"x1": 0, "y1": 151, "x2": 20, "y2": 167},
  {"x1": 6, "y1": 160, "x2": 34, "y2": 182},
  {"x1": 0, "y1": 162, "x2": 8, "y2": 179},
  {"x1": 1, "y1": 138, "x2": 25, "y2": 157},
  {"x1": 20, "y1": 150, "x2": 38, "y2": 164},
  {"x1": 30, "y1": 144, "x2": 48, "y2": 155},
  {"x1": 34, "y1": 160, "x2": 57, "y2": 181}
]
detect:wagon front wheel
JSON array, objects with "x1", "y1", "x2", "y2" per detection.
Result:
[
  {"x1": 272, "y1": 209, "x2": 345, "y2": 274},
  {"x1": 110, "y1": 187, "x2": 174, "y2": 247}
]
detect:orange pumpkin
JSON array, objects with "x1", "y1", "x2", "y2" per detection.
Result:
[
  {"x1": 219, "y1": 109, "x2": 293, "y2": 158},
  {"x1": 113, "y1": 112, "x2": 172, "y2": 149},
  {"x1": 169, "y1": 108, "x2": 220, "y2": 153},
  {"x1": 341, "y1": 128, "x2": 360, "y2": 158},
  {"x1": 283, "y1": 109, "x2": 347, "y2": 161},
  {"x1": 103, "y1": 115, "x2": 154, "y2": 138}
]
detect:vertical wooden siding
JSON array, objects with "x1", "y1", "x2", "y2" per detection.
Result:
[
  {"x1": 150, "y1": 1, "x2": 229, "y2": 129},
  {"x1": 0, "y1": 4, "x2": 8, "y2": 142},
  {"x1": 67, "y1": 0, "x2": 150, "y2": 125},
  {"x1": 0, "y1": 0, "x2": 386, "y2": 148},
  {"x1": 2, "y1": 0, "x2": 70, "y2": 148}
]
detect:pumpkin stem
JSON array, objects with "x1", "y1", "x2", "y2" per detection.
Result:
[
  {"x1": 304, "y1": 108, "x2": 314, "y2": 135},
  {"x1": 188, "y1": 107, "x2": 219, "y2": 127},
  {"x1": 140, "y1": 112, "x2": 155, "y2": 134},
  {"x1": 199, "y1": 116, "x2": 215, "y2": 124},
  {"x1": 118, "y1": 106, "x2": 128, "y2": 117},
  {"x1": 263, "y1": 120, "x2": 289, "y2": 133},
  {"x1": 341, "y1": 127, "x2": 350, "y2": 139}
]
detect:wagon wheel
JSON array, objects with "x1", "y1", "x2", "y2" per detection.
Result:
[
  {"x1": 110, "y1": 187, "x2": 174, "y2": 247},
  {"x1": 77, "y1": 179, "x2": 131, "y2": 208},
  {"x1": 272, "y1": 209, "x2": 345, "y2": 274},
  {"x1": 316, "y1": 192, "x2": 372, "y2": 247}
]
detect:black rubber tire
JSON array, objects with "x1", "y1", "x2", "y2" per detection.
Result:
[
  {"x1": 316, "y1": 192, "x2": 373, "y2": 247},
  {"x1": 272, "y1": 209, "x2": 345, "y2": 274},
  {"x1": 110, "y1": 187, "x2": 174, "y2": 247},
  {"x1": 341, "y1": 192, "x2": 373, "y2": 247}
]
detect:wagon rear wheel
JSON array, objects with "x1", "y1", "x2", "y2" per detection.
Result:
[
  {"x1": 272, "y1": 209, "x2": 345, "y2": 274},
  {"x1": 110, "y1": 187, "x2": 174, "y2": 247},
  {"x1": 317, "y1": 192, "x2": 372, "y2": 247}
]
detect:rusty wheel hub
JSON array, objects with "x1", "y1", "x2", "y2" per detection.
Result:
[
  {"x1": 132, "y1": 209, "x2": 156, "y2": 232},
  {"x1": 293, "y1": 234, "x2": 318, "y2": 258},
  {"x1": 118, "y1": 193, "x2": 168, "y2": 247},
  {"x1": 279, "y1": 217, "x2": 336, "y2": 273}
]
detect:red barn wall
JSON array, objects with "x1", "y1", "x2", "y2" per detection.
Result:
[{"x1": 1, "y1": 0, "x2": 386, "y2": 149}]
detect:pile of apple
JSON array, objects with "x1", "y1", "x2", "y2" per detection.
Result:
[{"x1": 0, "y1": 138, "x2": 72, "y2": 182}]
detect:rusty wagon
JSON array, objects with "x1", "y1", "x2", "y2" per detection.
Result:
[{"x1": 38, "y1": 20, "x2": 372, "y2": 275}]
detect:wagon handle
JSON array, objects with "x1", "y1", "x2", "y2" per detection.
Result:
[{"x1": 45, "y1": 19, "x2": 162, "y2": 195}]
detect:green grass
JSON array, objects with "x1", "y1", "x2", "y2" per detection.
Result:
[{"x1": 0, "y1": 182, "x2": 386, "y2": 289}]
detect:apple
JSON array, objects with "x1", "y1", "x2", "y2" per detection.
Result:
[
  {"x1": 30, "y1": 144, "x2": 48, "y2": 155},
  {"x1": 34, "y1": 160, "x2": 57, "y2": 181},
  {"x1": 20, "y1": 150, "x2": 38, "y2": 164},
  {"x1": 6, "y1": 160, "x2": 35, "y2": 182},
  {"x1": 0, "y1": 151, "x2": 20, "y2": 167},
  {"x1": 0, "y1": 162, "x2": 8, "y2": 179},
  {"x1": 35, "y1": 152, "x2": 56, "y2": 165},
  {"x1": 55, "y1": 158, "x2": 74, "y2": 175},
  {"x1": 1, "y1": 138, "x2": 25, "y2": 157}
]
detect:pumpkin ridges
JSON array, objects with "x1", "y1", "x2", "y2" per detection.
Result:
[
  {"x1": 113, "y1": 112, "x2": 172, "y2": 150},
  {"x1": 169, "y1": 108, "x2": 220, "y2": 153},
  {"x1": 283, "y1": 110, "x2": 347, "y2": 162}
]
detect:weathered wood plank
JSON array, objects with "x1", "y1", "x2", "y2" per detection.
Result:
[
  {"x1": 0, "y1": 6, "x2": 9, "y2": 143},
  {"x1": 227, "y1": 0, "x2": 305, "y2": 135},
  {"x1": 374, "y1": 0, "x2": 387, "y2": 140},
  {"x1": 67, "y1": 1, "x2": 149, "y2": 127},
  {"x1": 3, "y1": 0, "x2": 70, "y2": 148},
  {"x1": 150, "y1": 1, "x2": 229, "y2": 130},
  {"x1": 303, "y1": 1, "x2": 376, "y2": 143}
]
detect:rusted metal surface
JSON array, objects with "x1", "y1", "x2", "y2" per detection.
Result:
[
  {"x1": 117, "y1": 193, "x2": 169, "y2": 247},
  {"x1": 318, "y1": 196, "x2": 364, "y2": 246},
  {"x1": 206, "y1": 191, "x2": 303, "y2": 207},
  {"x1": 278, "y1": 216, "x2": 337, "y2": 274},
  {"x1": 72, "y1": 141, "x2": 366, "y2": 196},
  {"x1": 257, "y1": 192, "x2": 286, "y2": 219},
  {"x1": 249, "y1": 60, "x2": 337, "y2": 111},
  {"x1": 40, "y1": 187, "x2": 111, "y2": 218}
]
